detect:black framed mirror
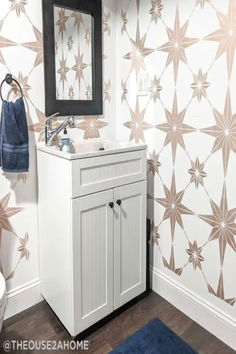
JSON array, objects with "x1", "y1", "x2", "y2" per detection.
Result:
[{"x1": 42, "y1": 0, "x2": 103, "y2": 116}]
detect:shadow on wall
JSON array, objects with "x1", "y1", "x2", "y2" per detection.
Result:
[{"x1": 147, "y1": 167, "x2": 154, "y2": 286}]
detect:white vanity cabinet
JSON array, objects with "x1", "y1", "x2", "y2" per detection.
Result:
[{"x1": 37, "y1": 143, "x2": 147, "y2": 337}]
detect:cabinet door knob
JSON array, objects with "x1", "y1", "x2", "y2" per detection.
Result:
[
  {"x1": 109, "y1": 202, "x2": 114, "y2": 209},
  {"x1": 116, "y1": 199, "x2": 122, "y2": 206}
]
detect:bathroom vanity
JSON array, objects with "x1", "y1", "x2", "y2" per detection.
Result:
[{"x1": 37, "y1": 140, "x2": 147, "y2": 336}]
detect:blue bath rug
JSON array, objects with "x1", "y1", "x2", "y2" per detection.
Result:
[{"x1": 111, "y1": 319, "x2": 198, "y2": 354}]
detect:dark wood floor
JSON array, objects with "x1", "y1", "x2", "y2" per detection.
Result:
[{"x1": 0, "y1": 291, "x2": 234, "y2": 353}]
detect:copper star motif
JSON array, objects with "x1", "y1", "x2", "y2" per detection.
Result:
[
  {"x1": 162, "y1": 245, "x2": 183, "y2": 275},
  {"x1": 57, "y1": 53, "x2": 70, "y2": 89},
  {"x1": 156, "y1": 94, "x2": 195, "y2": 163},
  {"x1": 159, "y1": 6, "x2": 198, "y2": 82},
  {"x1": 149, "y1": 75, "x2": 162, "y2": 102},
  {"x1": 6, "y1": 271, "x2": 15, "y2": 281},
  {"x1": 18, "y1": 233, "x2": 30, "y2": 260},
  {"x1": 136, "y1": 0, "x2": 140, "y2": 14},
  {"x1": 207, "y1": 271, "x2": 236, "y2": 306},
  {"x1": 68, "y1": 86, "x2": 74, "y2": 100},
  {"x1": 85, "y1": 27, "x2": 91, "y2": 45},
  {"x1": 196, "y1": 0, "x2": 210, "y2": 8},
  {"x1": 156, "y1": 173, "x2": 193, "y2": 240},
  {"x1": 71, "y1": 11, "x2": 83, "y2": 32},
  {"x1": 103, "y1": 11, "x2": 111, "y2": 36},
  {"x1": 0, "y1": 193, "x2": 23, "y2": 245},
  {"x1": 188, "y1": 158, "x2": 207, "y2": 188},
  {"x1": 149, "y1": 0, "x2": 163, "y2": 24},
  {"x1": 0, "y1": 35, "x2": 16, "y2": 65},
  {"x1": 11, "y1": 72, "x2": 31, "y2": 99},
  {"x1": 201, "y1": 89, "x2": 236, "y2": 174},
  {"x1": 148, "y1": 150, "x2": 161, "y2": 176},
  {"x1": 186, "y1": 240, "x2": 204, "y2": 270},
  {"x1": 17, "y1": 173, "x2": 27, "y2": 184},
  {"x1": 9, "y1": 0, "x2": 27, "y2": 17},
  {"x1": 77, "y1": 117, "x2": 108, "y2": 139},
  {"x1": 0, "y1": 52, "x2": 5, "y2": 65},
  {"x1": 124, "y1": 20, "x2": 154, "y2": 76},
  {"x1": 56, "y1": 8, "x2": 69, "y2": 37},
  {"x1": 86, "y1": 85, "x2": 92, "y2": 100},
  {"x1": 205, "y1": 0, "x2": 236, "y2": 78},
  {"x1": 29, "y1": 108, "x2": 59, "y2": 142},
  {"x1": 151, "y1": 221, "x2": 160, "y2": 246},
  {"x1": 191, "y1": 69, "x2": 210, "y2": 102},
  {"x1": 67, "y1": 36, "x2": 73, "y2": 51},
  {"x1": 72, "y1": 50, "x2": 88, "y2": 84},
  {"x1": 121, "y1": 10, "x2": 128, "y2": 34},
  {"x1": 0, "y1": 35, "x2": 16, "y2": 48},
  {"x1": 23, "y1": 26, "x2": 43, "y2": 68},
  {"x1": 199, "y1": 184, "x2": 236, "y2": 266},
  {"x1": 104, "y1": 80, "x2": 111, "y2": 102},
  {"x1": 121, "y1": 81, "x2": 128, "y2": 102},
  {"x1": 124, "y1": 99, "x2": 152, "y2": 143}
]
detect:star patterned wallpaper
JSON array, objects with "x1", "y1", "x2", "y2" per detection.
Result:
[
  {"x1": 0, "y1": 0, "x2": 115, "y2": 296},
  {"x1": 116, "y1": 0, "x2": 236, "y2": 318},
  {"x1": 0, "y1": 0, "x2": 236, "y2": 327}
]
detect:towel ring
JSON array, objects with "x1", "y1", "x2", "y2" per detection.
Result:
[{"x1": 0, "y1": 73, "x2": 23, "y2": 101}]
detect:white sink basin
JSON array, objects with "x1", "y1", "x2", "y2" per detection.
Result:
[
  {"x1": 37, "y1": 139, "x2": 147, "y2": 160},
  {"x1": 71, "y1": 140, "x2": 106, "y2": 154}
]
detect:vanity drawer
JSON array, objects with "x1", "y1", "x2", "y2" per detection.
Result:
[{"x1": 71, "y1": 150, "x2": 147, "y2": 197}]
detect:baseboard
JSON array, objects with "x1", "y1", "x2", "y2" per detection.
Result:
[
  {"x1": 151, "y1": 266, "x2": 236, "y2": 351},
  {"x1": 4, "y1": 278, "x2": 43, "y2": 319}
]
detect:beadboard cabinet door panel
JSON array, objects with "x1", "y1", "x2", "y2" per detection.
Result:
[
  {"x1": 114, "y1": 181, "x2": 147, "y2": 309},
  {"x1": 72, "y1": 190, "x2": 114, "y2": 333}
]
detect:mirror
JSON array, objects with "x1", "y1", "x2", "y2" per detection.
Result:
[
  {"x1": 42, "y1": 0, "x2": 102, "y2": 116},
  {"x1": 54, "y1": 6, "x2": 93, "y2": 101}
]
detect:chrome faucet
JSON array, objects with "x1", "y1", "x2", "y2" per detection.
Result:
[{"x1": 45, "y1": 112, "x2": 75, "y2": 146}]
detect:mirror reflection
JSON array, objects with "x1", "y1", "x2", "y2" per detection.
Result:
[{"x1": 54, "y1": 6, "x2": 92, "y2": 101}]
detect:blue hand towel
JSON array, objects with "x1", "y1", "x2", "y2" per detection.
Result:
[{"x1": 0, "y1": 97, "x2": 29, "y2": 173}]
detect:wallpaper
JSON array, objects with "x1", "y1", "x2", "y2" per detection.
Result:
[
  {"x1": 1, "y1": 0, "x2": 236, "y2": 328},
  {"x1": 116, "y1": 0, "x2": 236, "y2": 319},
  {"x1": 0, "y1": 0, "x2": 115, "y2": 295},
  {"x1": 54, "y1": 6, "x2": 93, "y2": 100}
]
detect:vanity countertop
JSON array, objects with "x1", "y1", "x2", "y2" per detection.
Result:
[{"x1": 36, "y1": 139, "x2": 147, "y2": 160}]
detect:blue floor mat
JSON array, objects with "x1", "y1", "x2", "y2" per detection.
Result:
[{"x1": 111, "y1": 319, "x2": 198, "y2": 354}]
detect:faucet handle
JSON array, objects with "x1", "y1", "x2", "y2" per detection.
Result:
[
  {"x1": 46, "y1": 112, "x2": 60, "y2": 124},
  {"x1": 68, "y1": 115, "x2": 75, "y2": 128}
]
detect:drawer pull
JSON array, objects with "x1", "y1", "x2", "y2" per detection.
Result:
[
  {"x1": 109, "y1": 202, "x2": 114, "y2": 209},
  {"x1": 116, "y1": 199, "x2": 122, "y2": 206}
]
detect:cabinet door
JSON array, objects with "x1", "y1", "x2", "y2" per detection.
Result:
[
  {"x1": 114, "y1": 181, "x2": 146, "y2": 309},
  {"x1": 72, "y1": 190, "x2": 114, "y2": 333}
]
